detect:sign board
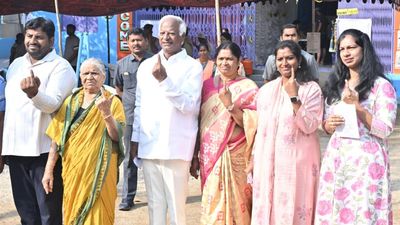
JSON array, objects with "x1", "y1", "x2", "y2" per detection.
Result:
[
  {"x1": 336, "y1": 18, "x2": 372, "y2": 39},
  {"x1": 117, "y1": 12, "x2": 132, "y2": 60},
  {"x1": 307, "y1": 32, "x2": 320, "y2": 54},
  {"x1": 336, "y1": 8, "x2": 359, "y2": 16},
  {"x1": 394, "y1": 10, "x2": 400, "y2": 74}
]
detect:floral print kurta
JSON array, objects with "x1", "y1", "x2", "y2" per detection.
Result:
[{"x1": 315, "y1": 77, "x2": 397, "y2": 225}]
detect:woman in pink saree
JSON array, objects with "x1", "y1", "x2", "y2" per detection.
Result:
[
  {"x1": 191, "y1": 42, "x2": 258, "y2": 225},
  {"x1": 250, "y1": 40, "x2": 323, "y2": 225}
]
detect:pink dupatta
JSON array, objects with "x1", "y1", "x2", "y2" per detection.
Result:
[
  {"x1": 199, "y1": 76, "x2": 258, "y2": 189},
  {"x1": 251, "y1": 78, "x2": 283, "y2": 223}
]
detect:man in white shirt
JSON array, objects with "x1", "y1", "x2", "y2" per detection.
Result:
[
  {"x1": 262, "y1": 24, "x2": 319, "y2": 82},
  {"x1": 131, "y1": 15, "x2": 203, "y2": 225},
  {"x1": 1, "y1": 17, "x2": 76, "y2": 225}
]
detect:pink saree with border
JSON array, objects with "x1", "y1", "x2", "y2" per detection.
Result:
[{"x1": 199, "y1": 76, "x2": 258, "y2": 225}]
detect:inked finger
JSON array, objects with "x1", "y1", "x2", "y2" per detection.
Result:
[
  {"x1": 30, "y1": 69, "x2": 35, "y2": 78},
  {"x1": 223, "y1": 80, "x2": 228, "y2": 92},
  {"x1": 157, "y1": 54, "x2": 162, "y2": 66},
  {"x1": 344, "y1": 79, "x2": 350, "y2": 90},
  {"x1": 100, "y1": 87, "x2": 107, "y2": 99},
  {"x1": 291, "y1": 66, "x2": 295, "y2": 80}
]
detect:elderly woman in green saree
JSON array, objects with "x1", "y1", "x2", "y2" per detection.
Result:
[{"x1": 42, "y1": 58, "x2": 125, "y2": 225}]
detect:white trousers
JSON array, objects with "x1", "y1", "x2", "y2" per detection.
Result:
[{"x1": 142, "y1": 159, "x2": 190, "y2": 225}]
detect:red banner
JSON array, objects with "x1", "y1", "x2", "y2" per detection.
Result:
[{"x1": 117, "y1": 12, "x2": 133, "y2": 60}]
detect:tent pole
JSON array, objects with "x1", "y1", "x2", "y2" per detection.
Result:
[
  {"x1": 106, "y1": 16, "x2": 111, "y2": 85},
  {"x1": 54, "y1": 0, "x2": 63, "y2": 56},
  {"x1": 18, "y1": 13, "x2": 23, "y2": 33},
  {"x1": 215, "y1": 0, "x2": 221, "y2": 46}
]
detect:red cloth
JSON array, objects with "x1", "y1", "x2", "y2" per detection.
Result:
[{"x1": 0, "y1": 0, "x2": 251, "y2": 16}]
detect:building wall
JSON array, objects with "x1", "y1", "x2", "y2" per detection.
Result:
[
  {"x1": 255, "y1": 1, "x2": 297, "y2": 67},
  {"x1": 338, "y1": 0, "x2": 393, "y2": 73},
  {"x1": 134, "y1": 4, "x2": 256, "y2": 61}
]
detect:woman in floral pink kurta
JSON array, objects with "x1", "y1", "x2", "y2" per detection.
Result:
[
  {"x1": 251, "y1": 40, "x2": 323, "y2": 225},
  {"x1": 315, "y1": 29, "x2": 397, "y2": 225}
]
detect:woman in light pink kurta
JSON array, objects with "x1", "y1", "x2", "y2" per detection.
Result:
[{"x1": 250, "y1": 40, "x2": 323, "y2": 225}]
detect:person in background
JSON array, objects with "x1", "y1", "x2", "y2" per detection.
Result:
[
  {"x1": 262, "y1": 24, "x2": 319, "y2": 83},
  {"x1": 315, "y1": 8, "x2": 328, "y2": 65},
  {"x1": 130, "y1": 15, "x2": 203, "y2": 225},
  {"x1": 220, "y1": 31, "x2": 232, "y2": 43},
  {"x1": 114, "y1": 28, "x2": 152, "y2": 211},
  {"x1": 196, "y1": 43, "x2": 214, "y2": 81},
  {"x1": 64, "y1": 24, "x2": 80, "y2": 71},
  {"x1": 182, "y1": 27, "x2": 194, "y2": 57},
  {"x1": 191, "y1": 41, "x2": 258, "y2": 225},
  {"x1": 143, "y1": 24, "x2": 161, "y2": 54},
  {"x1": 315, "y1": 29, "x2": 397, "y2": 225},
  {"x1": 250, "y1": 40, "x2": 323, "y2": 225},
  {"x1": 42, "y1": 58, "x2": 125, "y2": 225},
  {"x1": 292, "y1": 19, "x2": 306, "y2": 39},
  {"x1": 9, "y1": 33, "x2": 26, "y2": 65},
  {"x1": 1, "y1": 17, "x2": 76, "y2": 225},
  {"x1": 196, "y1": 32, "x2": 213, "y2": 56}
]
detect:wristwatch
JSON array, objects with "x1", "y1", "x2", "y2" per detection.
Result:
[{"x1": 290, "y1": 96, "x2": 300, "y2": 103}]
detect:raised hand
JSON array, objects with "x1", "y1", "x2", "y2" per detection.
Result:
[
  {"x1": 284, "y1": 66, "x2": 299, "y2": 97},
  {"x1": 219, "y1": 80, "x2": 233, "y2": 108},
  {"x1": 152, "y1": 54, "x2": 167, "y2": 82},
  {"x1": 95, "y1": 87, "x2": 112, "y2": 119},
  {"x1": 21, "y1": 70, "x2": 41, "y2": 98},
  {"x1": 342, "y1": 80, "x2": 359, "y2": 104}
]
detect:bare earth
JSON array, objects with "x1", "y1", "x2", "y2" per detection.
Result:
[{"x1": 1, "y1": 112, "x2": 399, "y2": 225}]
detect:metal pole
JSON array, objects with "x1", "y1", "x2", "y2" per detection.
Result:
[
  {"x1": 106, "y1": 16, "x2": 111, "y2": 85},
  {"x1": 17, "y1": 13, "x2": 23, "y2": 33},
  {"x1": 54, "y1": 0, "x2": 63, "y2": 56},
  {"x1": 215, "y1": 0, "x2": 222, "y2": 46},
  {"x1": 106, "y1": 16, "x2": 110, "y2": 65}
]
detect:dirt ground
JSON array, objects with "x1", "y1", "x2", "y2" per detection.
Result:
[{"x1": 1, "y1": 114, "x2": 399, "y2": 225}]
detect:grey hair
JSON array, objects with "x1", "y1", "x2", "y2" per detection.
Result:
[
  {"x1": 159, "y1": 15, "x2": 187, "y2": 36},
  {"x1": 80, "y1": 58, "x2": 106, "y2": 76}
]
